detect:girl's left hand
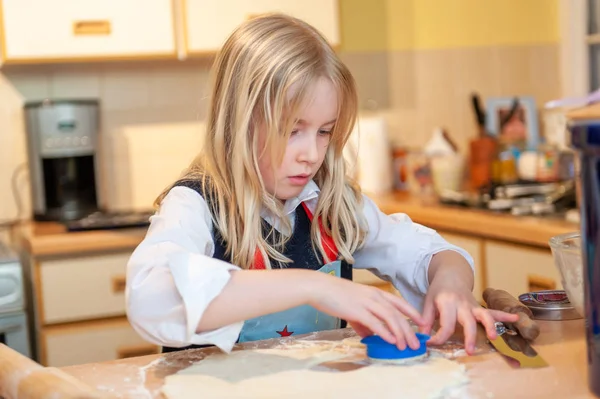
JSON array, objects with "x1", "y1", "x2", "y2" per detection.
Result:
[{"x1": 420, "y1": 277, "x2": 519, "y2": 355}]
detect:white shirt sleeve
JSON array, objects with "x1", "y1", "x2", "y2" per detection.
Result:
[
  {"x1": 353, "y1": 195, "x2": 475, "y2": 311},
  {"x1": 126, "y1": 186, "x2": 243, "y2": 353}
]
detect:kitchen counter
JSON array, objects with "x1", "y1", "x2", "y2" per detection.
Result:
[
  {"x1": 12, "y1": 192, "x2": 578, "y2": 258},
  {"x1": 12, "y1": 221, "x2": 146, "y2": 258},
  {"x1": 0, "y1": 319, "x2": 592, "y2": 399},
  {"x1": 373, "y1": 192, "x2": 578, "y2": 248}
]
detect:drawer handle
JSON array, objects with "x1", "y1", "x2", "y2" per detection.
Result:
[
  {"x1": 528, "y1": 274, "x2": 556, "y2": 292},
  {"x1": 111, "y1": 275, "x2": 127, "y2": 294},
  {"x1": 73, "y1": 20, "x2": 111, "y2": 35},
  {"x1": 117, "y1": 344, "x2": 159, "y2": 359}
]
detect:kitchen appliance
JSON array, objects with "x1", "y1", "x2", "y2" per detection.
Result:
[
  {"x1": 24, "y1": 99, "x2": 100, "y2": 221},
  {"x1": 0, "y1": 240, "x2": 30, "y2": 358}
]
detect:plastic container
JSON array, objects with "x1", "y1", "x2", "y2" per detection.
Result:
[{"x1": 548, "y1": 232, "x2": 584, "y2": 318}]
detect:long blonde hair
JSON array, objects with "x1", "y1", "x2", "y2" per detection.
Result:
[{"x1": 157, "y1": 13, "x2": 367, "y2": 269}]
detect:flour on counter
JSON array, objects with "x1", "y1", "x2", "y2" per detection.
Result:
[{"x1": 161, "y1": 341, "x2": 469, "y2": 399}]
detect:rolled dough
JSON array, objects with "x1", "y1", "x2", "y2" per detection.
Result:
[{"x1": 162, "y1": 342, "x2": 469, "y2": 398}]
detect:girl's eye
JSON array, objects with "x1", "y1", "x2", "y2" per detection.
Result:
[
  {"x1": 319, "y1": 129, "x2": 332, "y2": 135},
  {"x1": 291, "y1": 130, "x2": 299, "y2": 136}
]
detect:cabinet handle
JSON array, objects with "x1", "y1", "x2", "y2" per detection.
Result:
[
  {"x1": 528, "y1": 274, "x2": 556, "y2": 292},
  {"x1": 117, "y1": 344, "x2": 159, "y2": 359},
  {"x1": 111, "y1": 275, "x2": 127, "y2": 294},
  {"x1": 73, "y1": 20, "x2": 111, "y2": 36}
]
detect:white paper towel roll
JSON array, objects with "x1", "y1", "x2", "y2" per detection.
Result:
[{"x1": 344, "y1": 115, "x2": 393, "y2": 194}]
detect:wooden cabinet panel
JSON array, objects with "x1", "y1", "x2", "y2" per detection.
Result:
[
  {"x1": 1, "y1": 0, "x2": 176, "y2": 62},
  {"x1": 42, "y1": 318, "x2": 157, "y2": 367},
  {"x1": 485, "y1": 241, "x2": 561, "y2": 299},
  {"x1": 39, "y1": 253, "x2": 130, "y2": 324},
  {"x1": 184, "y1": 0, "x2": 340, "y2": 54}
]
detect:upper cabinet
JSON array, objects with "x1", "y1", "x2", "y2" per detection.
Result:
[
  {"x1": 0, "y1": 0, "x2": 177, "y2": 64},
  {"x1": 0, "y1": 0, "x2": 340, "y2": 65},
  {"x1": 184, "y1": 0, "x2": 340, "y2": 55}
]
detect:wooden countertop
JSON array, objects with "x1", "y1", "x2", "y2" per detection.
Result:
[
  {"x1": 12, "y1": 222, "x2": 146, "y2": 258},
  {"x1": 13, "y1": 192, "x2": 579, "y2": 258},
  {"x1": 373, "y1": 192, "x2": 578, "y2": 248},
  {"x1": 29, "y1": 320, "x2": 595, "y2": 398}
]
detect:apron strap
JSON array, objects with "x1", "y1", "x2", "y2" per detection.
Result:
[{"x1": 251, "y1": 202, "x2": 339, "y2": 270}]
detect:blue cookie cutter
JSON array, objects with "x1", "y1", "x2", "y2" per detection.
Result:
[{"x1": 361, "y1": 333, "x2": 431, "y2": 360}]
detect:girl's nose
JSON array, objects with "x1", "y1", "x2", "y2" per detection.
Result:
[{"x1": 299, "y1": 133, "x2": 319, "y2": 163}]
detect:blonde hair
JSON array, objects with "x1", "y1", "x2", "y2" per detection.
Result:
[{"x1": 157, "y1": 13, "x2": 367, "y2": 269}]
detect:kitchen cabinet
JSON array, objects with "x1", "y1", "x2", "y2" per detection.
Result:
[
  {"x1": 42, "y1": 317, "x2": 156, "y2": 368},
  {"x1": 183, "y1": 0, "x2": 340, "y2": 55},
  {"x1": 485, "y1": 241, "x2": 562, "y2": 299},
  {"x1": 0, "y1": 0, "x2": 177, "y2": 64},
  {"x1": 22, "y1": 247, "x2": 159, "y2": 367}
]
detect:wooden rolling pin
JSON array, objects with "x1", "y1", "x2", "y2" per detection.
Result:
[
  {"x1": 0, "y1": 344, "x2": 111, "y2": 399},
  {"x1": 483, "y1": 288, "x2": 541, "y2": 341}
]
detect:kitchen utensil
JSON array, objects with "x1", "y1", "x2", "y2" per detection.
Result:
[
  {"x1": 548, "y1": 232, "x2": 584, "y2": 317},
  {"x1": 483, "y1": 288, "x2": 540, "y2": 341},
  {"x1": 0, "y1": 343, "x2": 106, "y2": 399},
  {"x1": 487, "y1": 322, "x2": 548, "y2": 368},
  {"x1": 469, "y1": 93, "x2": 498, "y2": 189},
  {"x1": 519, "y1": 290, "x2": 582, "y2": 321},
  {"x1": 360, "y1": 334, "x2": 430, "y2": 361}
]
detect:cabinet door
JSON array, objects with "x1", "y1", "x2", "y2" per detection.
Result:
[
  {"x1": 1, "y1": 0, "x2": 176, "y2": 63},
  {"x1": 39, "y1": 253, "x2": 130, "y2": 324},
  {"x1": 185, "y1": 0, "x2": 340, "y2": 54},
  {"x1": 485, "y1": 242, "x2": 562, "y2": 299},
  {"x1": 439, "y1": 232, "x2": 484, "y2": 303},
  {"x1": 42, "y1": 318, "x2": 158, "y2": 367}
]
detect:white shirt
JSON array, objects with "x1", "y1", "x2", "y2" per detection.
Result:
[{"x1": 126, "y1": 181, "x2": 474, "y2": 352}]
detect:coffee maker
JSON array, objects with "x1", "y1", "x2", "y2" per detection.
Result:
[{"x1": 24, "y1": 99, "x2": 100, "y2": 221}]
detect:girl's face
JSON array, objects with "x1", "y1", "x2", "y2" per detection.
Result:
[{"x1": 258, "y1": 77, "x2": 337, "y2": 200}]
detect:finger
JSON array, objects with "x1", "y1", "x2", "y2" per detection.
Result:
[
  {"x1": 458, "y1": 308, "x2": 478, "y2": 355},
  {"x1": 419, "y1": 298, "x2": 436, "y2": 335},
  {"x1": 355, "y1": 311, "x2": 396, "y2": 345},
  {"x1": 368, "y1": 300, "x2": 408, "y2": 350},
  {"x1": 488, "y1": 309, "x2": 520, "y2": 323},
  {"x1": 349, "y1": 322, "x2": 373, "y2": 338},
  {"x1": 473, "y1": 308, "x2": 498, "y2": 340},
  {"x1": 428, "y1": 302, "x2": 457, "y2": 346},
  {"x1": 384, "y1": 292, "x2": 426, "y2": 326},
  {"x1": 398, "y1": 317, "x2": 420, "y2": 350}
]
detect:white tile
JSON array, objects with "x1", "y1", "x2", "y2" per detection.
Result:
[
  {"x1": 50, "y1": 69, "x2": 101, "y2": 99},
  {"x1": 148, "y1": 64, "x2": 206, "y2": 109},
  {"x1": 3, "y1": 70, "x2": 51, "y2": 102},
  {"x1": 100, "y1": 69, "x2": 151, "y2": 111}
]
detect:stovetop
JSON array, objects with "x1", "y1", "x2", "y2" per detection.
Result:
[{"x1": 63, "y1": 210, "x2": 155, "y2": 232}]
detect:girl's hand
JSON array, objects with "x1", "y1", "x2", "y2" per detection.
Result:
[
  {"x1": 309, "y1": 274, "x2": 426, "y2": 350},
  {"x1": 420, "y1": 275, "x2": 519, "y2": 355}
]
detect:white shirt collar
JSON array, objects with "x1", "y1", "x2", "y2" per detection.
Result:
[{"x1": 260, "y1": 180, "x2": 320, "y2": 234}]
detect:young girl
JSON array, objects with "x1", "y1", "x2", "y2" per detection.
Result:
[{"x1": 126, "y1": 13, "x2": 517, "y2": 356}]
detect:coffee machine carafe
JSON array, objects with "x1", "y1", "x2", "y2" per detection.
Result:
[{"x1": 24, "y1": 99, "x2": 100, "y2": 221}]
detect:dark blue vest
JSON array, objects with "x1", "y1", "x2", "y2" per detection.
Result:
[{"x1": 162, "y1": 180, "x2": 352, "y2": 352}]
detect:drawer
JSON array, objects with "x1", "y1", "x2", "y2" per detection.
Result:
[
  {"x1": 485, "y1": 241, "x2": 562, "y2": 299},
  {"x1": 42, "y1": 317, "x2": 158, "y2": 367},
  {"x1": 39, "y1": 253, "x2": 130, "y2": 324},
  {"x1": 1, "y1": 0, "x2": 176, "y2": 62}
]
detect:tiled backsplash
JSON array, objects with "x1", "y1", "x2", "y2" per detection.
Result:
[
  {"x1": 0, "y1": 60, "x2": 213, "y2": 222},
  {"x1": 0, "y1": 42, "x2": 562, "y2": 223}
]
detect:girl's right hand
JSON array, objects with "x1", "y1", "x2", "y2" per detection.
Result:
[{"x1": 307, "y1": 273, "x2": 426, "y2": 350}]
